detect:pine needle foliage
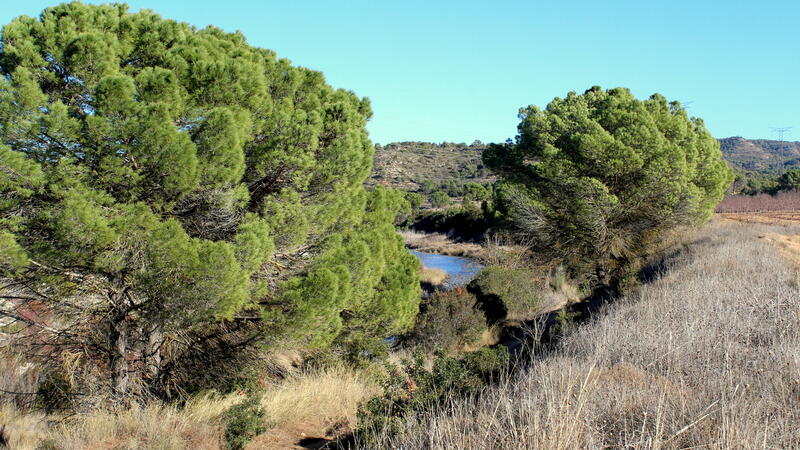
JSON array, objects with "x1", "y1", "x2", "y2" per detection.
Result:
[
  {"x1": 484, "y1": 86, "x2": 733, "y2": 284},
  {"x1": 0, "y1": 3, "x2": 419, "y2": 400}
]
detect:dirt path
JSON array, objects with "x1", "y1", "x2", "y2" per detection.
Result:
[
  {"x1": 717, "y1": 212, "x2": 800, "y2": 268},
  {"x1": 758, "y1": 232, "x2": 800, "y2": 268}
]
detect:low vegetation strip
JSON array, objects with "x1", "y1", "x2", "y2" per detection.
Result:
[
  {"x1": 378, "y1": 220, "x2": 800, "y2": 448},
  {"x1": 715, "y1": 190, "x2": 800, "y2": 213},
  {"x1": 721, "y1": 211, "x2": 800, "y2": 227}
]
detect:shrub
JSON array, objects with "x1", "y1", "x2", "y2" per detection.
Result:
[
  {"x1": 407, "y1": 288, "x2": 487, "y2": 352},
  {"x1": 222, "y1": 395, "x2": 268, "y2": 450},
  {"x1": 409, "y1": 206, "x2": 490, "y2": 241},
  {"x1": 430, "y1": 191, "x2": 450, "y2": 208},
  {"x1": 778, "y1": 168, "x2": 800, "y2": 192},
  {"x1": 403, "y1": 191, "x2": 425, "y2": 211},
  {"x1": 464, "y1": 182, "x2": 490, "y2": 203},
  {"x1": 34, "y1": 371, "x2": 72, "y2": 414},
  {"x1": 356, "y1": 347, "x2": 509, "y2": 444},
  {"x1": 469, "y1": 266, "x2": 541, "y2": 322}
]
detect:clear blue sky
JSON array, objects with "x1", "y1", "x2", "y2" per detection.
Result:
[{"x1": 2, "y1": 0, "x2": 799, "y2": 144}]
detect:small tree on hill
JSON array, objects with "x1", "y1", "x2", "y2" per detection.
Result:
[
  {"x1": 463, "y1": 182, "x2": 490, "y2": 203},
  {"x1": 484, "y1": 86, "x2": 733, "y2": 284},
  {"x1": 778, "y1": 168, "x2": 800, "y2": 192},
  {"x1": 430, "y1": 191, "x2": 450, "y2": 208}
]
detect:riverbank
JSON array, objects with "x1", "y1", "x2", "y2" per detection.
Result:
[
  {"x1": 400, "y1": 229, "x2": 528, "y2": 266},
  {"x1": 400, "y1": 230, "x2": 483, "y2": 257}
]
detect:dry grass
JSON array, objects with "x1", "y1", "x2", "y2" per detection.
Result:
[
  {"x1": 0, "y1": 405, "x2": 48, "y2": 449},
  {"x1": 51, "y1": 404, "x2": 224, "y2": 450},
  {"x1": 758, "y1": 232, "x2": 800, "y2": 268},
  {"x1": 250, "y1": 365, "x2": 379, "y2": 448},
  {"x1": 0, "y1": 362, "x2": 378, "y2": 449},
  {"x1": 378, "y1": 220, "x2": 800, "y2": 449},
  {"x1": 400, "y1": 230, "x2": 484, "y2": 257},
  {"x1": 419, "y1": 266, "x2": 448, "y2": 286},
  {"x1": 0, "y1": 401, "x2": 226, "y2": 450}
]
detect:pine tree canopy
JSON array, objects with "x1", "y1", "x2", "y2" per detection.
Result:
[
  {"x1": 0, "y1": 2, "x2": 419, "y2": 397},
  {"x1": 484, "y1": 86, "x2": 733, "y2": 283}
]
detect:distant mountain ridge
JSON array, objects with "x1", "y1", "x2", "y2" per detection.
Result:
[
  {"x1": 718, "y1": 137, "x2": 800, "y2": 172},
  {"x1": 367, "y1": 137, "x2": 800, "y2": 194}
]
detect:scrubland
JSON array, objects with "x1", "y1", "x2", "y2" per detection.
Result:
[
  {"x1": 373, "y1": 219, "x2": 800, "y2": 449},
  {"x1": 2, "y1": 219, "x2": 798, "y2": 449}
]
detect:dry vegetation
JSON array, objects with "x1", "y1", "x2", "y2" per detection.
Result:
[
  {"x1": 400, "y1": 229, "x2": 528, "y2": 264},
  {"x1": 377, "y1": 220, "x2": 800, "y2": 449},
  {"x1": 3, "y1": 220, "x2": 797, "y2": 448},
  {"x1": 0, "y1": 364, "x2": 377, "y2": 449},
  {"x1": 721, "y1": 211, "x2": 800, "y2": 226},
  {"x1": 400, "y1": 230, "x2": 484, "y2": 258},
  {"x1": 718, "y1": 191, "x2": 800, "y2": 227},
  {"x1": 716, "y1": 190, "x2": 800, "y2": 213},
  {"x1": 250, "y1": 366, "x2": 379, "y2": 449},
  {"x1": 419, "y1": 266, "x2": 448, "y2": 286}
]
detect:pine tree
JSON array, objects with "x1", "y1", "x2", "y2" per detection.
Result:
[
  {"x1": 484, "y1": 86, "x2": 733, "y2": 284},
  {"x1": 0, "y1": 3, "x2": 419, "y2": 400}
]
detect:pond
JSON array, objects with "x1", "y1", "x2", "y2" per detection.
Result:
[{"x1": 410, "y1": 250, "x2": 484, "y2": 289}]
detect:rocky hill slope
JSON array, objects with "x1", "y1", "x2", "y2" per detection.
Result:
[{"x1": 719, "y1": 137, "x2": 800, "y2": 172}]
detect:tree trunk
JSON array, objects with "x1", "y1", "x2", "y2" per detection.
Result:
[
  {"x1": 144, "y1": 322, "x2": 163, "y2": 392},
  {"x1": 109, "y1": 313, "x2": 128, "y2": 398}
]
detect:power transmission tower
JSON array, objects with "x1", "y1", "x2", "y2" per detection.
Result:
[{"x1": 771, "y1": 126, "x2": 792, "y2": 141}]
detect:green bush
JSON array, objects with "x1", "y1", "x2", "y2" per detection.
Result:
[
  {"x1": 430, "y1": 191, "x2": 450, "y2": 208},
  {"x1": 407, "y1": 288, "x2": 487, "y2": 352},
  {"x1": 223, "y1": 395, "x2": 268, "y2": 450},
  {"x1": 469, "y1": 266, "x2": 540, "y2": 322},
  {"x1": 403, "y1": 191, "x2": 425, "y2": 211},
  {"x1": 408, "y1": 206, "x2": 490, "y2": 240},
  {"x1": 356, "y1": 347, "x2": 509, "y2": 444}
]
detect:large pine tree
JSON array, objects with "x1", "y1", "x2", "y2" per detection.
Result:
[
  {"x1": 0, "y1": 3, "x2": 419, "y2": 400},
  {"x1": 484, "y1": 87, "x2": 733, "y2": 285}
]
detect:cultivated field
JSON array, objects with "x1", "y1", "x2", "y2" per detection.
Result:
[
  {"x1": 717, "y1": 191, "x2": 800, "y2": 227},
  {"x1": 716, "y1": 191, "x2": 800, "y2": 214}
]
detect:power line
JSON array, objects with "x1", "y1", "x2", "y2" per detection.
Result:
[{"x1": 770, "y1": 126, "x2": 792, "y2": 141}]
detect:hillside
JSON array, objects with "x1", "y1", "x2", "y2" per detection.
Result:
[
  {"x1": 367, "y1": 141, "x2": 495, "y2": 192},
  {"x1": 719, "y1": 136, "x2": 800, "y2": 172}
]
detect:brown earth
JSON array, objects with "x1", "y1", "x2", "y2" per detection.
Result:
[
  {"x1": 720, "y1": 211, "x2": 800, "y2": 226},
  {"x1": 719, "y1": 212, "x2": 800, "y2": 268},
  {"x1": 757, "y1": 232, "x2": 800, "y2": 268}
]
